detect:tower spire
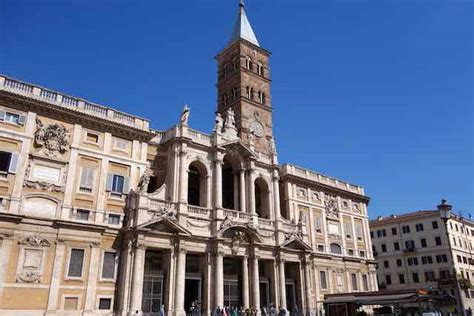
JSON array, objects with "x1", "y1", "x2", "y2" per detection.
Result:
[{"x1": 229, "y1": 0, "x2": 260, "y2": 47}]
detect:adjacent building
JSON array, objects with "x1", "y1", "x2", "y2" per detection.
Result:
[
  {"x1": 0, "y1": 2, "x2": 377, "y2": 315},
  {"x1": 370, "y1": 200, "x2": 474, "y2": 314}
]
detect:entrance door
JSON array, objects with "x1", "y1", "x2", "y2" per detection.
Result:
[
  {"x1": 142, "y1": 275, "x2": 164, "y2": 316},
  {"x1": 285, "y1": 280, "x2": 296, "y2": 312},
  {"x1": 224, "y1": 277, "x2": 240, "y2": 308},
  {"x1": 259, "y1": 280, "x2": 270, "y2": 310},
  {"x1": 184, "y1": 277, "x2": 202, "y2": 314}
]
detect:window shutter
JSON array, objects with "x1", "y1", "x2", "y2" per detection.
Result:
[
  {"x1": 80, "y1": 168, "x2": 88, "y2": 187},
  {"x1": 122, "y1": 176, "x2": 130, "y2": 193},
  {"x1": 106, "y1": 174, "x2": 113, "y2": 191},
  {"x1": 8, "y1": 153, "x2": 18, "y2": 174},
  {"x1": 80, "y1": 167, "x2": 95, "y2": 189},
  {"x1": 0, "y1": 110, "x2": 5, "y2": 121},
  {"x1": 18, "y1": 115, "x2": 26, "y2": 125}
]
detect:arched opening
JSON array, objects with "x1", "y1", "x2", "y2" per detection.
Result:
[
  {"x1": 222, "y1": 156, "x2": 239, "y2": 210},
  {"x1": 330, "y1": 243, "x2": 342, "y2": 255},
  {"x1": 255, "y1": 177, "x2": 270, "y2": 219},
  {"x1": 187, "y1": 161, "x2": 207, "y2": 207},
  {"x1": 279, "y1": 180, "x2": 289, "y2": 220}
]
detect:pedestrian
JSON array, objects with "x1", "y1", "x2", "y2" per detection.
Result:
[{"x1": 160, "y1": 305, "x2": 166, "y2": 316}]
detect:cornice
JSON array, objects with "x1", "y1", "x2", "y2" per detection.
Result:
[{"x1": 0, "y1": 92, "x2": 155, "y2": 142}]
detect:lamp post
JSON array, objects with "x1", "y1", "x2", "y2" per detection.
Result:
[{"x1": 439, "y1": 199, "x2": 463, "y2": 315}]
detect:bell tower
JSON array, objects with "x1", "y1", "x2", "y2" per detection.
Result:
[{"x1": 216, "y1": 1, "x2": 273, "y2": 153}]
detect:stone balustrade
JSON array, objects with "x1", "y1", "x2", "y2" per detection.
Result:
[{"x1": 0, "y1": 75, "x2": 150, "y2": 131}]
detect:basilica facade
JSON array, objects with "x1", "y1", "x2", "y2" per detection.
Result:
[{"x1": 0, "y1": 3, "x2": 377, "y2": 316}]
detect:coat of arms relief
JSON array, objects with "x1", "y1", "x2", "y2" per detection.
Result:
[
  {"x1": 34, "y1": 118, "x2": 70, "y2": 157},
  {"x1": 324, "y1": 195, "x2": 339, "y2": 219}
]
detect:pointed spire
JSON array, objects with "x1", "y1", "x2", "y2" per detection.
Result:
[{"x1": 229, "y1": 0, "x2": 260, "y2": 47}]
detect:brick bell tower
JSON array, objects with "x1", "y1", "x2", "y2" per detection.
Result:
[{"x1": 216, "y1": 0, "x2": 273, "y2": 153}]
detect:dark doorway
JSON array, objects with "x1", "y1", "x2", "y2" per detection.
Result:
[
  {"x1": 188, "y1": 165, "x2": 201, "y2": 206},
  {"x1": 184, "y1": 278, "x2": 201, "y2": 314},
  {"x1": 260, "y1": 280, "x2": 270, "y2": 309},
  {"x1": 222, "y1": 160, "x2": 235, "y2": 209}
]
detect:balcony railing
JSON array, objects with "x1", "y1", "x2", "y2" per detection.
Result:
[{"x1": 187, "y1": 205, "x2": 212, "y2": 218}]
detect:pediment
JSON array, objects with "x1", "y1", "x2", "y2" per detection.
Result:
[
  {"x1": 138, "y1": 217, "x2": 191, "y2": 236},
  {"x1": 217, "y1": 218, "x2": 264, "y2": 243},
  {"x1": 220, "y1": 140, "x2": 257, "y2": 159},
  {"x1": 280, "y1": 234, "x2": 312, "y2": 251}
]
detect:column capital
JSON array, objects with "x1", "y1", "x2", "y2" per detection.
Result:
[{"x1": 89, "y1": 242, "x2": 101, "y2": 249}]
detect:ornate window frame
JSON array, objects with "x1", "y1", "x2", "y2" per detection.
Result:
[
  {"x1": 15, "y1": 235, "x2": 51, "y2": 284},
  {"x1": 64, "y1": 246, "x2": 87, "y2": 281}
]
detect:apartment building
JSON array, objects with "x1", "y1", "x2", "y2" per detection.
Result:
[{"x1": 370, "y1": 200, "x2": 474, "y2": 314}]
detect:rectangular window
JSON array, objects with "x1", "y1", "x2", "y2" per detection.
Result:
[
  {"x1": 344, "y1": 222, "x2": 352, "y2": 239},
  {"x1": 413, "y1": 273, "x2": 419, "y2": 283},
  {"x1": 405, "y1": 240, "x2": 415, "y2": 250},
  {"x1": 370, "y1": 231, "x2": 374, "y2": 238},
  {"x1": 394, "y1": 242, "x2": 400, "y2": 251},
  {"x1": 399, "y1": 274, "x2": 405, "y2": 284},
  {"x1": 384, "y1": 260, "x2": 389, "y2": 268},
  {"x1": 101, "y1": 252, "x2": 116, "y2": 279},
  {"x1": 425, "y1": 271, "x2": 435, "y2": 282},
  {"x1": 381, "y1": 244, "x2": 387, "y2": 252},
  {"x1": 348, "y1": 249, "x2": 354, "y2": 256},
  {"x1": 0, "y1": 151, "x2": 17, "y2": 174},
  {"x1": 415, "y1": 223, "x2": 424, "y2": 232},
  {"x1": 402, "y1": 225, "x2": 410, "y2": 234},
  {"x1": 421, "y1": 238, "x2": 427, "y2": 248},
  {"x1": 4, "y1": 112, "x2": 20, "y2": 124},
  {"x1": 85, "y1": 132, "x2": 99, "y2": 143},
  {"x1": 435, "y1": 236, "x2": 442, "y2": 246},
  {"x1": 112, "y1": 175, "x2": 124, "y2": 193},
  {"x1": 315, "y1": 218, "x2": 322, "y2": 233},
  {"x1": 68, "y1": 249, "x2": 85, "y2": 278},
  {"x1": 397, "y1": 259, "x2": 402, "y2": 267},
  {"x1": 64, "y1": 297, "x2": 79, "y2": 310},
  {"x1": 351, "y1": 273, "x2": 358, "y2": 291},
  {"x1": 413, "y1": 257, "x2": 418, "y2": 265},
  {"x1": 359, "y1": 250, "x2": 365, "y2": 258},
  {"x1": 362, "y1": 274, "x2": 369, "y2": 291},
  {"x1": 76, "y1": 209, "x2": 90, "y2": 221},
  {"x1": 108, "y1": 214, "x2": 121, "y2": 225},
  {"x1": 320, "y1": 271, "x2": 327, "y2": 289},
  {"x1": 392, "y1": 227, "x2": 397, "y2": 235},
  {"x1": 385, "y1": 275, "x2": 392, "y2": 285},
  {"x1": 98, "y1": 298, "x2": 112, "y2": 310},
  {"x1": 355, "y1": 222, "x2": 363, "y2": 241},
  {"x1": 432, "y1": 221, "x2": 439, "y2": 229},
  {"x1": 79, "y1": 167, "x2": 95, "y2": 193},
  {"x1": 458, "y1": 255, "x2": 462, "y2": 263},
  {"x1": 463, "y1": 257, "x2": 468, "y2": 264}
]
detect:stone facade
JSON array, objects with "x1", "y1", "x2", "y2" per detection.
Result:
[
  {"x1": 370, "y1": 202, "x2": 474, "y2": 314},
  {"x1": 0, "y1": 3, "x2": 377, "y2": 316}
]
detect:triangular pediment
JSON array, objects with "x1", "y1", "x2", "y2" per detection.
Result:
[
  {"x1": 220, "y1": 140, "x2": 257, "y2": 159},
  {"x1": 138, "y1": 217, "x2": 191, "y2": 236},
  {"x1": 280, "y1": 234, "x2": 312, "y2": 251}
]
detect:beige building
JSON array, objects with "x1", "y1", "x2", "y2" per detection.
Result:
[
  {"x1": 0, "y1": 3, "x2": 377, "y2": 316},
  {"x1": 370, "y1": 200, "x2": 474, "y2": 314}
]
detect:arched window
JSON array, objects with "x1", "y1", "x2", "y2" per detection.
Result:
[
  {"x1": 261, "y1": 93, "x2": 265, "y2": 105},
  {"x1": 187, "y1": 161, "x2": 207, "y2": 207},
  {"x1": 257, "y1": 63, "x2": 263, "y2": 76},
  {"x1": 255, "y1": 177, "x2": 270, "y2": 219},
  {"x1": 232, "y1": 88, "x2": 238, "y2": 100},
  {"x1": 330, "y1": 243, "x2": 342, "y2": 255},
  {"x1": 222, "y1": 156, "x2": 239, "y2": 210},
  {"x1": 257, "y1": 91, "x2": 262, "y2": 103},
  {"x1": 250, "y1": 88, "x2": 254, "y2": 100},
  {"x1": 246, "y1": 57, "x2": 253, "y2": 71}
]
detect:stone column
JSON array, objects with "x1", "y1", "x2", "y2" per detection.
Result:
[
  {"x1": 215, "y1": 251, "x2": 224, "y2": 308},
  {"x1": 0, "y1": 234, "x2": 13, "y2": 302},
  {"x1": 174, "y1": 247, "x2": 187, "y2": 316},
  {"x1": 130, "y1": 244, "x2": 146, "y2": 315},
  {"x1": 272, "y1": 170, "x2": 281, "y2": 220},
  {"x1": 178, "y1": 145, "x2": 188, "y2": 203},
  {"x1": 252, "y1": 255, "x2": 260, "y2": 312},
  {"x1": 117, "y1": 240, "x2": 134, "y2": 313},
  {"x1": 242, "y1": 255, "x2": 250, "y2": 309},
  {"x1": 47, "y1": 242, "x2": 66, "y2": 312},
  {"x1": 239, "y1": 168, "x2": 246, "y2": 213},
  {"x1": 206, "y1": 175, "x2": 212, "y2": 209},
  {"x1": 304, "y1": 259, "x2": 312, "y2": 315},
  {"x1": 214, "y1": 157, "x2": 223, "y2": 209},
  {"x1": 278, "y1": 258, "x2": 287, "y2": 311},
  {"x1": 84, "y1": 243, "x2": 101, "y2": 313},
  {"x1": 248, "y1": 168, "x2": 256, "y2": 215}
]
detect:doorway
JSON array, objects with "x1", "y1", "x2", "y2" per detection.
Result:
[{"x1": 184, "y1": 277, "x2": 202, "y2": 314}]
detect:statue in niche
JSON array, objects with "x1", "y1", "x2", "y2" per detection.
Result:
[
  {"x1": 34, "y1": 118, "x2": 69, "y2": 156},
  {"x1": 180, "y1": 104, "x2": 190, "y2": 126},
  {"x1": 231, "y1": 231, "x2": 245, "y2": 255}
]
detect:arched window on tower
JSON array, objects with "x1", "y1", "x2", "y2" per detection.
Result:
[
  {"x1": 246, "y1": 86, "x2": 251, "y2": 99},
  {"x1": 250, "y1": 88, "x2": 254, "y2": 100},
  {"x1": 257, "y1": 91, "x2": 262, "y2": 103},
  {"x1": 255, "y1": 177, "x2": 270, "y2": 219},
  {"x1": 261, "y1": 92, "x2": 266, "y2": 105},
  {"x1": 257, "y1": 63, "x2": 264, "y2": 76},
  {"x1": 233, "y1": 88, "x2": 238, "y2": 100},
  {"x1": 246, "y1": 57, "x2": 253, "y2": 71},
  {"x1": 187, "y1": 161, "x2": 208, "y2": 207}
]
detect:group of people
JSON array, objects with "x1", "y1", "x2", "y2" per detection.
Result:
[{"x1": 213, "y1": 304, "x2": 300, "y2": 316}]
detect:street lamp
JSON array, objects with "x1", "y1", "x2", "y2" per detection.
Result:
[{"x1": 438, "y1": 199, "x2": 463, "y2": 315}]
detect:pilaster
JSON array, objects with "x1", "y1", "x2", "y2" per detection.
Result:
[
  {"x1": 84, "y1": 242, "x2": 101, "y2": 314},
  {"x1": 46, "y1": 241, "x2": 66, "y2": 313},
  {"x1": 0, "y1": 233, "x2": 14, "y2": 302}
]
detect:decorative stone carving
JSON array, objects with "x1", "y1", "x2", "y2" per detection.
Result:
[
  {"x1": 222, "y1": 108, "x2": 238, "y2": 140},
  {"x1": 214, "y1": 113, "x2": 223, "y2": 133},
  {"x1": 34, "y1": 118, "x2": 69, "y2": 157},
  {"x1": 16, "y1": 271, "x2": 42, "y2": 283},
  {"x1": 180, "y1": 104, "x2": 190, "y2": 126},
  {"x1": 231, "y1": 231, "x2": 245, "y2": 255},
  {"x1": 151, "y1": 204, "x2": 178, "y2": 222},
  {"x1": 325, "y1": 195, "x2": 339, "y2": 219},
  {"x1": 19, "y1": 235, "x2": 51, "y2": 248},
  {"x1": 23, "y1": 161, "x2": 65, "y2": 192},
  {"x1": 352, "y1": 202, "x2": 361, "y2": 213},
  {"x1": 138, "y1": 165, "x2": 153, "y2": 193},
  {"x1": 220, "y1": 216, "x2": 234, "y2": 231}
]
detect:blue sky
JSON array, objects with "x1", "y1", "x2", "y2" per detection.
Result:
[{"x1": 1, "y1": 0, "x2": 472, "y2": 218}]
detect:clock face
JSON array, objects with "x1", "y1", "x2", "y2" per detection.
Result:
[{"x1": 250, "y1": 121, "x2": 264, "y2": 137}]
